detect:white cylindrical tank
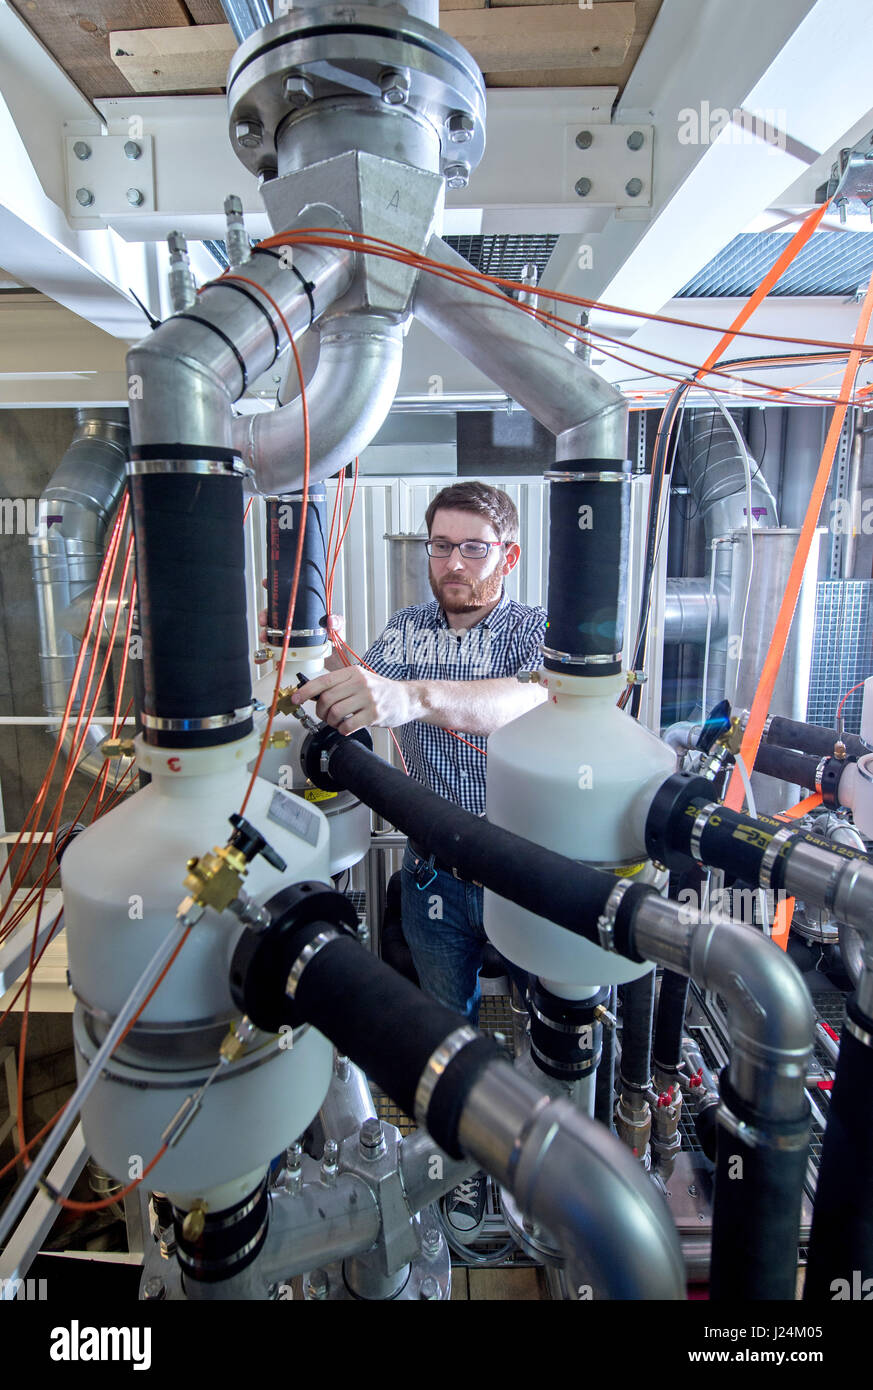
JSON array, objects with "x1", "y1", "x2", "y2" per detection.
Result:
[
  {"x1": 62, "y1": 732, "x2": 335, "y2": 1191},
  {"x1": 484, "y1": 672, "x2": 675, "y2": 992}
]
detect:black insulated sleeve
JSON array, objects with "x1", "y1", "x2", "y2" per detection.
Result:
[
  {"x1": 804, "y1": 996, "x2": 873, "y2": 1301},
  {"x1": 653, "y1": 968, "x2": 690, "y2": 1077},
  {"x1": 544, "y1": 464, "x2": 630, "y2": 677},
  {"x1": 619, "y1": 970, "x2": 655, "y2": 1090},
  {"x1": 129, "y1": 471, "x2": 252, "y2": 747},
  {"x1": 753, "y1": 742, "x2": 821, "y2": 789},
  {"x1": 765, "y1": 715, "x2": 867, "y2": 760},
  {"x1": 311, "y1": 730, "x2": 653, "y2": 961},
  {"x1": 710, "y1": 1076, "x2": 811, "y2": 1301},
  {"x1": 232, "y1": 907, "x2": 500, "y2": 1158},
  {"x1": 266, "y1": 488, "x2": 327, "y2": 646}
]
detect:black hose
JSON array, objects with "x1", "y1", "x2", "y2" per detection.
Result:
[
  {"x1": 619, "y1": 969, "x2": 655, "y2": 1090},
  {"x1": 129, "y1": 466, "x2": 252, "y2": 748},
  {"x1": 753, "y1": 742, "x2": 820, "y2": 788},
  {"x1": 710, "y1": 1077, "x2": 811, "y2": 1300},
  {"x1": 305, "y1": 727, "x2": 653, "y2": 962},
  {"x1": 653, "y1": 969, "x2": 690, "y2": 1078},
  {"x1": 765, "y1": 715, "x2": 867, "y2": 760},
  {"x1": 231, "y1": 884, "x2": 500, "y2": 1158},
  {"x1": 544, "y1": 466, "x2": 630, "y2": 677},
  {"x1": 265, "y1": 488, "x2": 327, "y2": 646},
  {"x1": 804, "y1": 996, "x2": 873, "y2": 1300}
]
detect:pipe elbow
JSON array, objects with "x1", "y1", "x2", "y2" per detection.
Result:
[
  {"x1": 244, "y1": 314, "x2": 404, "y2": 494},
  {"x1": 512, "y1": 1098, "x2": 685, "y2": 1299},
  {"x1": 689, "y1": 919, "x2": 814, "y2": 1114}
]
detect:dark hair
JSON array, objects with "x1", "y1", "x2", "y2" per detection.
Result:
[{"x1": 424, "y1": 482, "x2": 519, "y2": 543}]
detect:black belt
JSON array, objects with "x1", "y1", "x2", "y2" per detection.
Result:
[{"x1": 408, "y1": 841, "x2": 482, "y2": 889}]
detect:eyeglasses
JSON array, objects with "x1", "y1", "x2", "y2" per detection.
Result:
[{"x1": 425, "y1": 540, "x2": 504, "y2": 559}]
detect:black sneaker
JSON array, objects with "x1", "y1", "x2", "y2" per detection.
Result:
[{"x1": 441, "y1": 1172, "x2": 487, "y2": 1243}]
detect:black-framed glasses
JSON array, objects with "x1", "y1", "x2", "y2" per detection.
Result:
[{"x1": 425, "y1": 539, "x2": 505, "y2": 559}]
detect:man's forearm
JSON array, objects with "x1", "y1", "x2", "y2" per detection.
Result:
[{"x1": 407, "y1": 677, "x2": 547, "y2": 736}]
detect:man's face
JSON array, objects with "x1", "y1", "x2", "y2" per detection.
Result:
[{"x1": 427, "y1": 508, "x2": 516, "y2": 613}]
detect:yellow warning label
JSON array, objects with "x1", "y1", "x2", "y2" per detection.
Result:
[
  {"x1": 304, "y1": 788, "x2": 338, "y2": 802},
  {"x1": 613, "y1": 862, "x2": 646, "y2": 878}
]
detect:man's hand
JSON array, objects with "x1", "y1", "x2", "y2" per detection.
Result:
[{"x1": 293, "y1": 666, "x2": 416, "y2": 733}]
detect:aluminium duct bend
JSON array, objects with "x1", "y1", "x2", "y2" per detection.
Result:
[
  {"x1": 457, "y1": 1066, "x2": 684, "y2": 1299},
  {"x1": 233, "y1": 314, "x2": 404, "y2": 495},
  {"x1": 413, "y1": 235, "x2": 628, "y2": 461},
  {"x1": 30, "y1": 409, "x2": 131, "y2": 779},
  {"x1": 682, "y1": 410, "x2": 778, "y2": 537}
]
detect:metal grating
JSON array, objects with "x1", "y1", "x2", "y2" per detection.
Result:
[
  {"x1": 678, "y1": 230, "x2": 873, "y2": 299},
  {"x1": 442, "y1": 234, "x2": 559, "y2": 287},
  {"x1": 806, "y1": 581, "x2": 873, "y2": 732}
]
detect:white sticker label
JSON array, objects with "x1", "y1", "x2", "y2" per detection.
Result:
[{"x1": 268, "y1": 789, "x2": 320, "y2": 846}]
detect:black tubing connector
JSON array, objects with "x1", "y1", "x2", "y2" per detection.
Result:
[
  {"x1": 804, "y1": 995, "x2": 873, "y2": 1300},
  {"x1": 753, "y1": 742, "x2": 852, "y2": 807},
  {"x1": 129, "y1": 467, "x2": 252, "y2": 748},
  {"x1": 266, "y1": 488, "x2": 327, "y2": 646},
  {"x1": 306, "y1": 726, "x2": 653, "y2": 961},
  {"x1": 645, "y1": 773, "x2": 873, "y2": 888},
  {"x1": 544, "y1": 462, "x2": 630, "y2": 677},
  {"x1": 230, "y1": 881, "x2": 501, "y2": 1158},
  {"x1": 174, "y1": 1177, "x2": 269, "y2": 1285},
  {"x1": 528, "y1": 981, "x2": 608, "y2": 1082}
]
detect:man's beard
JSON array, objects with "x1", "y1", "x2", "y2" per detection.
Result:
[{"x1": 429, "y1": 566, "x2": 503, "y2": 613}]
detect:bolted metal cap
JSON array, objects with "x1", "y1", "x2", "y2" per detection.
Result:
[
  {"x1": 124, "y1": 140, "x2": 142, "y2": 160},
  {"x1": 575, "y1": 177, "x2": 592, "y2": 198},
  {"x1": 359, "y1": 1117, "x2": 384, "y2": 1151},
  {"x1": 235, "y1": 119, "x2": 264, "y2": 149},
  {"x1": 625, "y1": 177, "x2": 643, "y2": 198},
  {"x1": 284, "y1": 74, "x2": 314, "y2": 107},
  {"x1": 380, "y1": 69, "x2": 410, "y2": 105},
  {"x1": 75, "y1": 187, "x2": 94, "y2": 207},
  {"x1": 127, "y1": 187, "x2": 145, "y2": 207},
  {"x1": 575, "y1": 129, "x2": 593, "y2": 149},
  {"x1": 444, "y1": 162, "x2": 470, "y2": 190},
  {"x1": 73, "y1": 141, "x2": 91, "y2": 161},
  {"x1": 446, "y1": 111, "x2": 474, "y2": 143},
  {"x1": 626, "y1": 130, "x2": 645, "y2": 151}
]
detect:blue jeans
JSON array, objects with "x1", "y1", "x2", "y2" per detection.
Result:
[{"x1": 400, "y1": 843, "x2": 527, "y2": 1026}]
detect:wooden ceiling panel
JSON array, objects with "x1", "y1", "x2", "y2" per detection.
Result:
[
  {"x1": 8, "y1": 0, "x2": 194, "y2": 97},
  {"x1": 183, "y1": 0, "x2": 227, "y2": 21}
]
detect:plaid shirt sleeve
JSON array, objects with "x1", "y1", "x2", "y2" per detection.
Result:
[
  {"x1": 512, "y1": 605, "x2": 549, "y2": 674},
  {"x1": 362, "y1": 607, "x2": 415, "y2": 680}
]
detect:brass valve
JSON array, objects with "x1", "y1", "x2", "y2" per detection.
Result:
[
  {"x1": 268, "y1": 729, "x2": 292, "y2": 749},
  {"x1": 183, "y1": 814, "x2": 287, "y2": 915},
  {"x1": 220, "y1": 1016, "x2": 256, "y2": 1064},
  {"x1": 716, "y1": 715, "x2": 744, "y2": 756}
]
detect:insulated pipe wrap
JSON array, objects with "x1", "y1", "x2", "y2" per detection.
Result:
[
  {"x1": 544, "y1": 467, "x2": 630, "y2": 675},
  {"x1": 710, "y1": 1081, "x2": 811, "y2": 1300},
  {"x1": 266, "y1": 488, "x2": 327, "y2": 644},
  {"x1": 753, "y1": 742, "x2": 821, "y2": 789},
  {"x1": 618, "y1": 968, "x2": 655, "y2": 1089},
  {"x1": 653, "y1": 968, "x2": 690, "y2": 1077},
  {"x1": 310, "y1": 731, "x2": 652, "y2": 959},
  {"x1": 803, "y1": 998, "x2": 873, "y2": 1300},
  {"x1": 130, "y1": 470, "x2": 252, "y2": 747},
  {"x1": 765, "y1": 715, "x2": 866, "y2": 760}
]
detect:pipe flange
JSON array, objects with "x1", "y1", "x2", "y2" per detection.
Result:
[
  {"x1": 596, "y1": 879, "x2": 633, "y2": 953},
  {"x1": 758, "y1": 825, "x2": 796, "y2": 890},
  {"x1": 413, "y1": 1026, "x2": 478, "y2": 1129},
  {"x1": 227, "y1": 10, "x2": 486, "y2": 179}
]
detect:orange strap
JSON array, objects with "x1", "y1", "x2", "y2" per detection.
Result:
[
  {"x1": 767, "y1": 793, "x2": 822, "y2": 950},
  {"x1": 725, "y1": 273, "x2": 873, "y2": 813},
  {"x1": 775, "y1": 792, "x2": 823, "y2": 821},
  {"x1": 695, "y1": 204, "x2": 828, "y2": 379}
]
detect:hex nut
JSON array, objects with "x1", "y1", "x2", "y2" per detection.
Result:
[
  {"x1": 235, "y1": 119, "x2": 264, "y2": 149},
  {"x1": 575, "y1": 130, "x2": 593, "y2": 149},
  {"x1": 625, "y1": 177, "x2": 643, "y2": 198},
  {"x1": 575, "y1": 177, "x2": 592, "y2": 198},
  {"x1": 75, "y1": 187, "x2": 95, "y2": 207},
  {"x1": 444, "y1": 162, "x2": 470, "y2": 190},
  {"x1": 73, "y1": 141, "x2": 92, "y2": 161},
  {"x1": 127, "y1": 188, "x2": 145, "y2": 207},
  {"x1": 447, "y1": 111, "x2": 474, "y2": 143},
  {"x1": 124, "y1": 140, "x2": 142, "y2": 160},
  {"x1": 380, "y1": 69, "x2": 410, "y2": 105},
  {"x1": 626, "y1": 130, "x2": 645, "y2": 151},
  {"x1": 283, "y1": 75, "x2": 314, "y2": 107}
]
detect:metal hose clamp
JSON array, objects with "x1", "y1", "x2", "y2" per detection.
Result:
[
  {"x1": 758, "y1": 826, "x2": 796, "y2": 890},
  {"x1": 596, "y1": 878, "x2": 633, "y2": 953},
  {"x1": 285, "y1": 929, "x2": 341, "y2": 999},
  {"x1": 413, "y1": 1026, "x2": 478, "y2": 1128},
  {"x1": 814, "y1": 757, "x2": 828, "y2": 793},
  {"x1": 689, "y1": 803, "x2": 717, "y2": 866}
]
